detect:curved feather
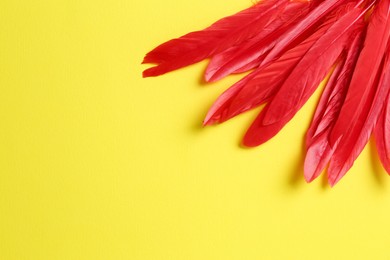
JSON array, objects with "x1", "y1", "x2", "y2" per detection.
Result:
[
  {"x1": 328, "y1": 63, "x2": 388, "y2": 185},
  {"x1": 204, "y1": 0, "x2": 312, "y2": 82},
  {"x1": 142, "y1": 0, "x2": 286, "y2": 77},
  {"x1": 304, "y1": 60, "x2": 345, "y2": 183},
  {"x1": 141, "y1": 0, "x2": 390, "y2": 185},
  {"x1": 327, "y1": 0, "x2": 390, "y2": 186},
  {"x1": 328, "y1": 52, "x2": 390, "y2": 186},
  {"x1": 374, "y1": 89, "x2": 390, "y2": 173},
  {"x1": 243, "y1": 7, "x2": 365, "y2": 147},
  {"x1": 204, "y1": 15, "x2": 340, "y2": 125},
  {"x1": 305, "y1": 61, "x2": 346, "y2": 148},
  {"x1": 263, "y1": 7, "x2": 365, "y2": 125},
  {"x1": 329, "y1": 0, "x2": 390, "y2": 146},
  {"x1": 304, "y1": 31, "x2": 364, "y2": 182},
  {"x1": 260, "y1": 0, "x2": 351, "y2": 66}
]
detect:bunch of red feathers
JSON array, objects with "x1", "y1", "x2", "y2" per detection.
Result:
[{"x1": 143, "y1": 0, "x2": 390, "y2": 186}]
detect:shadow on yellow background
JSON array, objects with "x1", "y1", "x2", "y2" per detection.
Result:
[{"x1": 1, "y1": 0, "x2": 390, "y2": 259}]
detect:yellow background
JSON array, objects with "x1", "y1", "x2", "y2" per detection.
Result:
[{"x1": 1, "y1": 0, "x2": 390, "y2": 259}]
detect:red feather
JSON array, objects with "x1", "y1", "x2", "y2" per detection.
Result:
[
  {"x1": 328, "y1": 58, "x2": 390, "y2": 185},
  {"x1": 327, "y1": 0, "x2": 390, "y2": 185},
  {"x1": 304, "y1": 31, "x2": 364, "y2": 182},
  {"x1": 204, "y1": 0, "x2": 312, "y2": 82},
  {"x1": 204, "y1": 13, "x2": 342, "y2": 125},
  {"x1": 243, "y1": 6, "x2": 365, "y2": 147},
  {"x1": 260, "y1": 0, "x2": 351, "y2": 66},
  {"x1": 143, "y1": 0, "x2": 390, "y2": 185},
  {"x1": 374, "y1": 79, "x2": 390, "y2": 173},
  {"x1": 143, "y1": 0, "x2": 285, "y2": 77},
  {"x1": 304, "y1": 60, "x2": 346, "y2": 183}
]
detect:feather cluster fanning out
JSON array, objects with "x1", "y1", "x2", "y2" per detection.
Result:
[{"x1": 142, "y1": 0, "x2": 390, "y2": 186}]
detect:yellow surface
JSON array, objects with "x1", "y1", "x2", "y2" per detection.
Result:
[{"x1": 1, "y1": 0, "x2": 390, "y2": 259}]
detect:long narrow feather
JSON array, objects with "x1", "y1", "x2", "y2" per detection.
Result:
[
  {"x1": 142, "y1": 0, "x2": 390, "y2": 185},
  {"x1": 327, "y1": 0, "x2": 390, "y2": 185},
  {"x1": 204, "y1": 0, "x2": 312, "y2": 82},
  {"x1": 243, "y1": 6, "x2": 365, "y2": 147},
  {"x1": 304, "y1": 31, "x2": 364, "y2": 182},
  {"x1": 305, "y1": 61, "x2": 346, "y2": 148},
  {"x1": 304, "y1": 60, "x2": 346, "y2": 182},
  {"x1": 142, "y1": 0, "x2": 286, "y2": 77},
  {"x1": 329, "y1": 0, "x2": 390, "y2": 146},
  {"x1": 260, "y1": 0, "x2": 351, "y2": 66},
  {"x1": 204, "y1": 14, "x2": 342, "y2": 125},
  {"x1": 374, "y1": 85, "x2": 390, "y2": 173},
  {"x1": 328, "y1": 51, "x2": 390, "y2": 185}
]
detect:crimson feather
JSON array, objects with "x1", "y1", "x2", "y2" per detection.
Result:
[
  {"x1": 143, "y1": 0, "x2": 390, "y2": 185},
  {"x1": 260, "y1": 0, "x2": 352, "y2": 66},
  {"x1": 327, "y1": 0, "x2": 390, "y2": 185},
  {"x1": 328, "y1": 55, "x2": 390, "y2": 185},
  {"x1": 243, "y1": 6, "x2": 366, "y2": 147},
  {"x1": 374, "y1": 80, "x2": 390, "y2": 173},
  {"x1": 143, "y1": 0, "x2": 285, "y2": 77},
  {"x1": 304, "y1": 60, "x2": 346, "y2": 183},
  {"x1": 304, "y1": 31, "x2": 364, "y2": 182},
  {"x1": 204, "y1": 0, "x2": 312, "y2": 82},
  {"x1": 204, "y1": 13, "x2": 343, "y2": 125}
]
